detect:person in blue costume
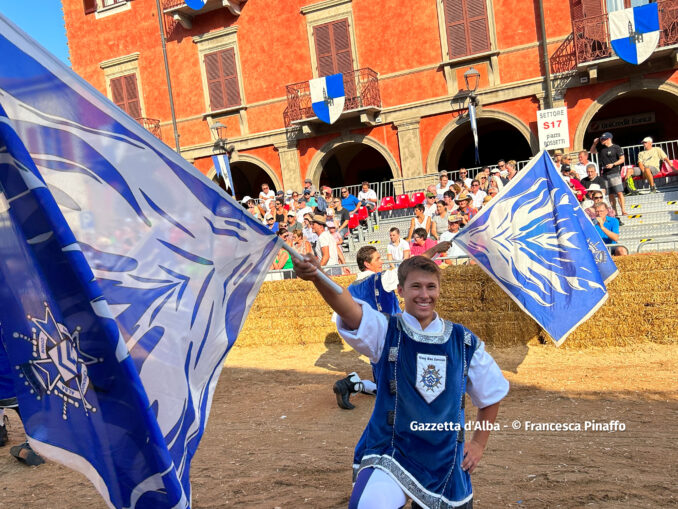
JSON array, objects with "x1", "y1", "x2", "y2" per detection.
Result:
[
  {"x1": 0, "y1": 328, "x2": 44, "y2": 466},
  {"x1": 333, "y1": 244, "x2": 450, "y2": 410},
  {"x1": 294, "y1": 254, "x2": 508, "y2": 509}
]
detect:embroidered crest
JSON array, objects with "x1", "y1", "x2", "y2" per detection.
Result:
[{"x1": 416, "y1": 353, "x2": 446, "y2": 403}]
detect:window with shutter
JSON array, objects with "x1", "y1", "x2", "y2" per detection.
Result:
[
  {"x1": 313, "y1": 18, "x2": 354, "y2": 76},
  {"x1": 204, "y1": 48, "x2": 242, "y2": 111},
  {"x1": 444, "y1": 0, "x2": 490, "y2": 59},
  {"x1": 83, "y1": 0, "x2": 97, "y2": 14},
  {"x1": 109, "y1": 73, "x2": 141, "y2": 118}
]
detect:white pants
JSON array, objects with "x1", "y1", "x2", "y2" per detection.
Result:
[{"x1": 350, "y1": 468, "x2": 407, "y2": 509}]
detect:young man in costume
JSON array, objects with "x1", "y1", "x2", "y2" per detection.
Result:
[{"x1": 294, "y1": 255, "x2": 508, "y2": 508}]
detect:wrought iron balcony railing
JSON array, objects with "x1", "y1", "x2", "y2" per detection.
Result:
[
  {"x1": 573, "y1": 0, "x2": 678, "y2": 66},
  {"x1": 136, "y1": 117, "x2": 162, "y2": 141},
  {"x1": 284, "y1": 67, "x2": 381, "y2": 127}
]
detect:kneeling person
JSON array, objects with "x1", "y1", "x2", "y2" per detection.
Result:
[{"x1": 293, "y1": 255, "x2": 508, "y2": 508}]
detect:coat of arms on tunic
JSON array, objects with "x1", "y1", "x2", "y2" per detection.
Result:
[{"x1": 416, "y1": 353, "x2": 446, "y2": 403}]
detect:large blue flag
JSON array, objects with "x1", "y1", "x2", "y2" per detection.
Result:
[
  {"x1": 454, "y1": 151, "x2": 618, "y2": 345},
  {"x1": 0, "y1": 14, "x2": 278, "y2": 508}
]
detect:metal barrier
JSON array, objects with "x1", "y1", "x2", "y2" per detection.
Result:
[{"x1": 636, "y1": 235, "x2": 678, "y2": 253}]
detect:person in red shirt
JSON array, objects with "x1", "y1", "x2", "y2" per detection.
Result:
[
  {"x1": 410, "y1": 228, "x2": 442, "y2": 265},
  {"x1": 455, "y1": 192, "x2": 477, "y2": 226}
]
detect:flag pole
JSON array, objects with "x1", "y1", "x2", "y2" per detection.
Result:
[{"x1": 280, "y1": 242, "x2": 343, "y2": 295}]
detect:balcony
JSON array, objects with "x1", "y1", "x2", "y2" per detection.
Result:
[
  {"x1": 136, "y1": 117, "x2": 162, "y2": 141},
  {"x1": 572, "y1": 0, "x2": 678, "y2": 66},
  {"x1": 284, "y1": 68, "x2": 381, "y2": 131},
  {"x1": 162, "y1": 0, "x2": 246, "y2": 30}
]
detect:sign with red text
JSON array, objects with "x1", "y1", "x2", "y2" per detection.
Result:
[{"x1": 537, "y1": 107, "x2": 569, "y2": 151}]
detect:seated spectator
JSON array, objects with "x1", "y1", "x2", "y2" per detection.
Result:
[
  {"x1": 296, "y1": 196, "x2": 313, "y2": 223},
  {"x1": 332, "y1": 197, "x2": 351, "y2": 238},
  {"x1": 273, "y1": 198, "x2": 287, "y2": 223},
  {"x1": 264, "y1": 212, "x2": 279, "y2": 232},
  {"x1": 436, "y1": 171, "x2": 451, "y2": 199},
  {"x1": 443, "y1": 189, "x2": 457, "y2": 214},
  {"x1": 340, "y1": 187, "x2": 361, "y2": 214},
  {"x1": 439, "y1": 213, "x2": 467, "y2": 266},
  {"x1": 490, "y1": 168, "x2": 506, "y2": 189},
  {"x1": 292, "y1": 229, "x2": 313, "y2": 256},
  {"x1": 633, "y1": 136, "x2": 677, "y2": 194},
  {"x1": 480, "y1": 195, "x2": 493, "y2": 209},
  {"x1": 430, "y1": 200, "x2": 448, "y2": 240},
  {"x1": 580, "y1": 163, "x2": 607, "y2": 192},
  {"x1": 386, "y1": 227, "x2": 410, "y2": 267},
  {"x1": 259, "y1": 183, "x2": 275, "y2": 211},
  {"x1": 285, "y1": 209, "x2": 303, "y2": 233},
  {"x1": 303, "y1": 178, "x2": 316, "y2": 196},
  {"x1": 561, "y1": 168, "x2": 587, "y2": 201},
  {"x1": 357, "y1": 181, "x2": 378, "y2": 211},
  {"x1": 574, "y1": 151, "x2": 597, "y2": 181},
  {"x1": 302, "y1": 216, "x2": 318, "y2": 249},
  {"x1": 506, "y1": 162, "x2": 518, "y2": 181},
  {"x1": 327, "y1": 220, "x2": 349, "y2": 273},
  {"x1": 468, "y1": 179, "x2": 487, "y2": 209},
  {"x1": 487, "y1": 186, "x2": 498, "y2": 199},
  {"x1": 478, "y1": 173, "x2": 489, "y2": 192},
  {"x1": 242, "y1": 196, "x2": 264, "y2": 221},
  {"x1": 584, "y1": 189, "x2": 616, "y2": 219},
  {"x1": 455, "y1": 192, "x2": 477, "y2": 225},
  {"x1": 316, "y1": 186, "x2": 333, "y2": 214},
  {"x1": 593, "y1": 202, "x2": 627, "y2": 255},
  {"x1": 423, "y1": 192, "x2": 437, "y2": 217},
  {"x1": 406, "y1": 203, "x2": 431, "y2": 241},
  {"x1": 458, "y1": 168, "x2": 472, "y2": 189},
  {"x1": 304, "y1": 189, "x2": 318, "y2": 208},
  {"x1": 410, "y1": 228, "x2": 441, "y2": 264},
  {"x1": 271, "y1": 229, "x2": 294, "y2": 277},
  {"x1": 285, "y1": 190, "x2": 299, "y2": 208}
]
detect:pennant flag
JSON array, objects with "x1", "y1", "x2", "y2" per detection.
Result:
[
  {"x1": 468, "y1": 102, "x2": 480, "y2": 165},
  {"x1": 212, "y1": 154, "x2": 234, "y2": 194},
  {"x1": 0, "y1": 14, "x2": 278, "y2": 508},
  {"x1": 310, "y1": 73, "x2": 345, "y2": 124},
  {"x1": 609, "y1": 3, "x2": 660, "y2": 65},
  {"x1": 454, "y1": 151, "x2": 618, "y2": 345}
]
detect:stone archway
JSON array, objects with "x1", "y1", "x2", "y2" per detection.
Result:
[
  {"x1": 306, "y1": 134, "x2": 400, "y2": 188},
  {"x1": 573, "y1": 80, "x2": 678, "y2": 150},
  {"x1": 426, "y1": 109, "x2": 538, "y2": 173}
]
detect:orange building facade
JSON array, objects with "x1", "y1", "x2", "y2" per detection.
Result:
[{"x1": 63, "y1": 0, "x2": 678, "y2": 198}]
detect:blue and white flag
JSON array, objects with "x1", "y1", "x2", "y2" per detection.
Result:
[
  {"x1": 454, "y1": 151, "x2": 618, "y2": 345},
  {"x1": 468, "y1": 102, "x2": 480, "y2": 165},
  {"x1": 212, "y1": 154, "x2": 234, "y2": 194},
  {"x1": 310, "y1": 73, "x2": 345, "y2": 124},
  {"x1": 609, "y1": 3, "x2": 660, "y2": 65},
  {"x1": 0, "y1": 14, "x2": 278, "y2": 508}
]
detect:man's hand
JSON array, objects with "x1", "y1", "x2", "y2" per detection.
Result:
[
  {"x1": 596, "y1": 216, "x2": 605, "y2": 227},
  {"x1": 462, "y1": 439, "x2": 485, "y2": 473},
  {"x1": 292, "y1": 253, "x2": 321, "y2": 281},
  {"x1": 593, "y1": 137, "x2": 599, "y2": 145}
]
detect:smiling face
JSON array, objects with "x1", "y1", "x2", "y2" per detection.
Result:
[
  {"x1": 389, "y1": 230, "x2": 400, "y2": 243},
  {"x1": 365, "y1": 250, "x2": 383, "y2": 273},
  {"x1": 398, "y1": 269, "x2": 440, "y2": 324}
]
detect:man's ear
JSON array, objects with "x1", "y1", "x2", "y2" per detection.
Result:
[{"x1": 397, "y1": 285, "x2": 404, "y2": 298}]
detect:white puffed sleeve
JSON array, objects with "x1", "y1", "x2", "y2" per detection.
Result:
[{"x1": 334, "y1": 300, "x2": 389, "y2": 364}]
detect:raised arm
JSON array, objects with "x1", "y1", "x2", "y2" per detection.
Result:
[{"x1": 589, "y1": 138, "x2": 599, "y2": 154}]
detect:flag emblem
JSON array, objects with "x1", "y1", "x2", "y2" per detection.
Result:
[
  {"x1": 609, "y1": 3, "x2": 660, "y2": 65},
  {"x1": 310, "y1": 73, "x2": 345, "y2": 124},
  {"x1": 416, "y1": 354, "x2": 446, "y2": 404}
]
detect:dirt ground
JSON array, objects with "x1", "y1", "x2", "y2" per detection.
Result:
[{"x1": 0, "y1": 342, "x2": 677, "y2": 508}]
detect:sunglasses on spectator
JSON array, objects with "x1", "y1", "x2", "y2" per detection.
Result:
[
  {"x1": 480, "y1": 176, "x2": 486, "y2": 180},
  {"x1": 593, "y1": 195, "x2": 603, "y2": 199},
  {"x1": 341, "y1": 190, "x2": 348, "y2": 194},
  {"x1": 472, "y1": 183, "x2": 479, "y2": 187}
]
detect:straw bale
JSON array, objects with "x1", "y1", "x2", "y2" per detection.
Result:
[{"x1": 238, "y1": 253, "x2": 678, "y2": 349}]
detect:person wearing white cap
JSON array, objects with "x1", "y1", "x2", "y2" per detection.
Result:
[
  {"x1": 241, "y1": 196, "x2": 264, "y2": 221},
  {"x1": 634, "y1": 136, "x2": 676, "y2": 193}
]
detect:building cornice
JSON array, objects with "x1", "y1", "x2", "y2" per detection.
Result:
[
  {"x1": 300, "y1": 0, "x2": 351, "y2": 15},
  {"x1": 99, "y1": 52, "x2": 140, "y2": 70},
  {"x1": 192, "y1": 26, "x2": 239, "y2": 44}
]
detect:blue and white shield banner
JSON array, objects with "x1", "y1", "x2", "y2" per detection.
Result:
[
  {"x1": 609, "y1": 3, "x2": 660, "y2": 65},
  {"x1": 310, "y1": 74, "x2": 345, "y2": 124},
  {"x1": 468, "y1": 102, "x2": 480, "y2": 164},
  {"x1": 454, "y1": 151, "x2": 618, "y2": 345},
  {"x1": 0, "y1": 14, "x2": 278, "y2": 508},
  {"x1": 212, "y1": 154, "x2": 234, "y2": 194}
]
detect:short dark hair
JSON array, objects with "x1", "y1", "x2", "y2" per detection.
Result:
[
  {"x1": 356, "y1": 246, "x2": 378, "y2": 271},
  {"x1": 389, "y1": 227, "x2": 400, "y2": 234},
  {"x1": 413, "y1": 227, "x2": 427, "y2": 240},
  {"x1": 443, "y1": 190, "x2": 454, "y2": 200},
  {"x1": 414, "y1": 203, "x2": 425, "y2": 213},
  {"x1": 361, "y1": 181, "x2": 369, "y2": 186},
  {"x1": 437, "y1": 200, "x2": 446, "y2": 207},
  {"x1": 397, "y1": 256, "x2": 440, "y2": 287},
  {"x1": 471, "y1": 179, "x2": 480, "y2": 186}
]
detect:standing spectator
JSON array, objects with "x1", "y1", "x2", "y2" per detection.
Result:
[
  {"x1": 357, "y1": 181, "x2": 378, "y2": 211},
  {"x1": 292, "y1": 229, "x2": 313, "y2": 256},
  {"x1": 458, "y1": 168, "x2": 473, "y2": 189},
  {"x1": 328, "y1": 220, "x2": 349, "y2": 272},
  {"x1": 296, "y1": 196, "x2": 313, "y2": 223},
  {"x1": 303, "y1": 178, "x2": 316, "y2": 196},
  {"x1": 259, "y1": 183, "x2": 275, "y2": 211},
  {"x1": 634, "y1": 136, "x2": 676, "y2": 194},
  {"x1": 439, "y1": 213, "x2": 467, "y2": 266},
  {"x1": 593, "y1": 202, "x2": 627, "y2": 255},
  {"x1": 468, "y1": 179, "x2": 487, "y2": 209},
  {"x1": 302, "y1": 216, "x2": 318, "y2": 249},
  {"x1": 436, "y1": 171, "x2": 451, "y2": 198},
  {"x1": 591, "y1": 132, "x2": 627, "y2": 216},
  {"x1": 580, "y1": 163, "x2": 607, "y2": 192},
  {"x1": 312, "y1": 215, "x2": 340, "y2": 273},
  {"x1": 286, "y1": 209, "x2": 303, "y2": 233},
  {"x1": 332, "y1": 198, "x2": 351, "y2": 238},
  {"x1": 340, "y1": 187, "x2": 361, "y2": 214},
  {"x1": 574, "y1": 151, "x2": 597, "y2": 180},
  {"x1": 423, "y1": 192, "x2": 437, "y2": 217},
  {"x1": 386, "y1": 227, "x2": 410, "y2": 267},
  {"x1": 406, "y1": 203, "x2": 431, "y2": 241},
  {"x1": 430, "y1": 200, "x2": 449, "y2": 240}
]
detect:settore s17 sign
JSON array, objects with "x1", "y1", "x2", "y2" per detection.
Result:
[{"x1": 537, "y1": 107, "x2": 569, "y2": 151}]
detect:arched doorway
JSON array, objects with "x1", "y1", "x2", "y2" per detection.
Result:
[
  {"x1": 583, "y1": 90, "x2": 678, "y2": 149},
  {"x1": 438, "y1": 117, "x2": 533, "y2": 171},
  {"x1": 319, "y1": 143, "x2": 393, "y2": 189}
]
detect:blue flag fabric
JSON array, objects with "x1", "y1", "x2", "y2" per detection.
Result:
[
  {"x1": 454, "y1": 151, "x2": 618, "y2": 345},
  {"x1": 212, "y1": 154, "x2": 234, "y2": 194},
  {"x1": 0, "y1": 14, "x2": 278, "y2": 508}
]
